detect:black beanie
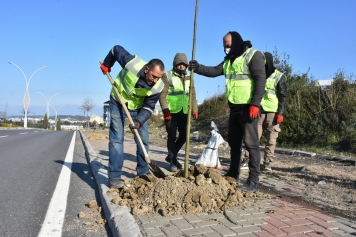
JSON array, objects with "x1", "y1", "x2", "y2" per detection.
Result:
[{"x1": 264, "y1": 52, "x2": 275, "y2": 78}]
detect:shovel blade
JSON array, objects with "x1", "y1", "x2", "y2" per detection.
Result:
[{"x1": 149, "y1": 160, "x2": 166, "y2": 178}]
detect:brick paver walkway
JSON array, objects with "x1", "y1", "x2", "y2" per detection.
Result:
[{"x1": 82, "y1": 132, "x2": 356, "y2": 237}]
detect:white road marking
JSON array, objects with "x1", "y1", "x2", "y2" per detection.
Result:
[
  {"x1": 34, "y1": 131, "x2": 39, "y2": 132},
  {"x1": 38, "y1": 132, "x2": 76, "y2": 237},
  {"x1": 19, "y1": 132, "x2": 28, "y2": 134},
  {"x1": 0, "y1": 135, "x2": 9, "y2": 138}
]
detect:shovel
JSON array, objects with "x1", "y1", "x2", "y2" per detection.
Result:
[{"x1": 99, "y1": 61, "x2": 166, "y2": 178}]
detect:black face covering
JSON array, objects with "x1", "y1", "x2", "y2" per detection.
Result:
[
  {"x1": 224, "y1": 31, "x2": 244, "y2": 62},
  {"x1": 175, "y1": 68, "x2": 186, "y2": 75},
  {"x1": 264, "y1": 52, "x2": 275, "y2": 78}
]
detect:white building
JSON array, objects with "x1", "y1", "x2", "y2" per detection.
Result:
[{"x1": 316, "y1": 79, "x2": 333, "y2": 90}]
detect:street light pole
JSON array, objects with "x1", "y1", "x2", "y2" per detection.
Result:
[
  {"x1": 37, "y1": 92, "x2": 59, "y2": 119},
  {"x1": 50, "y1": 104, "x2": 64, "y2": 131},
  {"x1": 8, "y1": 62, "x2": 48, "y2": 129}
]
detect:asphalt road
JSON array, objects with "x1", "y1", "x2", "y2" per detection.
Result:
[{"x1": 0, "y1": 129, "x2": 111, "y2": 237}]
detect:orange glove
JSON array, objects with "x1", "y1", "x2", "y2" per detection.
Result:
[
  {"x1": 192, "y1": 112, "x2": 198, "y2": 120},
  {"x1": 276, "y1": 114, "x2": 284, "y2": 123},
  {"x1": 100, "y1": 64, "x2": 111, "y2": 75},
  {"x1": 163, "y1": 111, "x2": 171, "y2": 120},
  {"x1": 249, "y1": 105, "x2": 259, "y2": 119}
]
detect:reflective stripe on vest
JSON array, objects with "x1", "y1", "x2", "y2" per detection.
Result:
[
  {"x1": 223, "y1": 48, "x2": 262, "y2": 104},
  {"x1": 111, "y1": 55, "x2": 164, "y2": 110},
  {"x1": 260, "y1": 70, "x2": 283, "y2": 112},
  {"x1": 166, "y1": 69, "x2": 190, "y2": 114}
]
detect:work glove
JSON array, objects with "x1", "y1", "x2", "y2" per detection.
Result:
[
  {"x1": 129, "y1": 119, "x2": 140, "y2": 133},
  {"x1": 163, "y1": 111, "x2": 172, "y2": 120},
  {"x1": 188, "y1": 60, "x2": 199, "y2": 71},
  {"x1": 100, "y1": 64, "x2": 111, "y2": 75},
  {"x1": 192, "y1": 112, "x2": 198, "y2": 120},
  {"x1": 276, "y1": 114, "x2": 284, "y2": 124},
  {"x1": 249, "y1": 105, "x2": 260, "y2": 119}
]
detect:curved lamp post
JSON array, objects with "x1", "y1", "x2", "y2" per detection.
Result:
[
  {"x1": 9, "y1": 62, "x2": 48, "y2": 129},
  {"x1": 37, "y1": 92, "x2": 59, "y2": 119},
  {"x1": 50, "y1": 104, "x2": 64, "y2": 131}
]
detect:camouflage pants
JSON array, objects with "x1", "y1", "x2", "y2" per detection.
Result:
[
  {"x1": 258, "y1": 112, "x2": 280, "y2": 162},
  {"x1": 243, "y1": 112, "x2": 281, "y2": 163}
]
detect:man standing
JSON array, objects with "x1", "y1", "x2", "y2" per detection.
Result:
[
  {"x1": 240, "y1": 52, "x2": 287, "y2": 172},
  {"x1": 189, "y1": 31, "x2": 266, "y2": 192},
  {"x1": 100, "y1": 45, "x2": 165, "y2": 189},
  {"x1": 258, "y1": 52, "x2": 287, "y2": 171},
  {"x1": 159, "y1": 53, "x2": 198, "y2": 172}
]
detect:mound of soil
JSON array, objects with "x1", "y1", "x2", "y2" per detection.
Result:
[{"x1": 107, "y1": 164, "x2": 269, "y2": 216}]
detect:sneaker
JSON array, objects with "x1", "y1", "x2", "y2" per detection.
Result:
[
  {"x1": 109, "y1": 178, "x2": 124, "y2": 189},
  {"x1": 165, "y1": 155, "x2": 172, "y2": 163},
  {"x1": 239, "y1": 179, "x2": 259, "y2": 193},
  {"x1": 263, "y1": 162, "x2": 272, "y2": 171},
  {"x1": 240, "y1": 159, "x2": 249, "y2": 170},
  {"x1": 170, "y1": 160, "x2": 182, "y2": 172}
]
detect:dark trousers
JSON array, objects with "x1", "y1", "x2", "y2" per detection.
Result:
[
  {"x1": 166, "y1": 113, "x2": 188, "y2": 162},
  {"x1": 228, "y1": 106, "x2": 261, "y2": 183}
]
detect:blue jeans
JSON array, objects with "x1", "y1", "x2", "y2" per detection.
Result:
[{"x1": 108, "y1": 96, "x2": 149, "y2": 179}]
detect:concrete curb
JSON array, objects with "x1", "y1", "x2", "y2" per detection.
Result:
[
  {"x1": 79, "y1": 131, "x2": 142, "y2": 237},
  {"x1": 269, "y1": 146, "x2": 355, "y2": 165}
]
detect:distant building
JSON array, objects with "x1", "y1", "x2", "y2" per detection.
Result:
[
  {"x1": 316, "y1": 79, "x2": 333, "y2": 90},
  {"x1": 90, "y1": 115, "x2": 103, "y2": 124},
  {"x1": 103, "y1": 100, "x2": 110, "y2": 126}
]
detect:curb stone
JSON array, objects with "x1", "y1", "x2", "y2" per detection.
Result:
[
  {"x1": 79, "y1": 130, "x2": 142, "y2": 237},
  {"x1": 266, "y1": 146, "x2": 355, "y2": 165}
]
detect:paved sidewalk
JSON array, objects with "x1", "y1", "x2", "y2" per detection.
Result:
[{"x1": 79, "y1": 131, "x2": 356, "y2": 237}]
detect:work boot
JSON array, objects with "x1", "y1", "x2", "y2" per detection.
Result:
[
  {"x1": 170, "y1": 160, "x2": 182, "y2": 172},
  {"x1": 109, "y1": 178, "x2": 124, "y2": 189},
  {"x1": 165, "y1": 155, "x2": 172, "y2": 163},
  {"x1": 240, "y1": 158, "x2": 249, "y2": 170},
  {"x1": 263, "y1": 162, "x2": 272, "y2": 172},
  {"x1": 223, "y1": 170, "x2": 238, "y2": 179},
  {"x1": 239, "y1": 179, "x2": 259, "y2": 193},
  {"x1": 139, "y1": 170, "x2": 154, "y2": 178}
]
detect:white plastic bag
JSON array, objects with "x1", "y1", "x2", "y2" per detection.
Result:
[{"x1": 195, "y1": 121, "x2": 226, "y2": 169}]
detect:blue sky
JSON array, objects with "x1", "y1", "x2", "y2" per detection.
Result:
[{"x1": 1, "y1": 0, "x2": 355, "y2": 116}]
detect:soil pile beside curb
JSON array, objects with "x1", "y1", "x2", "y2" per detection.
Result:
[{"x1": 107, "y1": 164, "x2": 269, "y2": 216}]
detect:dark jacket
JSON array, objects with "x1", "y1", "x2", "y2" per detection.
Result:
[
  {"x1": 194, "y1": 50, "x2": 266, "y2": 109},
  {"x1": 102, "y1": 45, "x2": 161, "y2": 125},
  {"x1": 275, "y1": 72, "x2": 287, "y2": 115}
]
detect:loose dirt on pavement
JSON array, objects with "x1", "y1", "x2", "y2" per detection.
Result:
[
  {"x1": 106, "y1": 164, "x2": 273, "y2": 217},
  {"x1": 83, "y1": 128, "x2": 356, "y2": 219}
]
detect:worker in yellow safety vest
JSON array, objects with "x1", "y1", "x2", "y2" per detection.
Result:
[
  {"x1": 240, "y1": 52, "x2": 287, "y2": 172},
  {"x1": 100, "y1": 45, "x2": 165, "y2": 189},
  {"x1": 189, "y1": 31, "x2": 266, "y2": 193},
  {"x1": 159, "y1": 53, "x2": 198, "y2": 172}
]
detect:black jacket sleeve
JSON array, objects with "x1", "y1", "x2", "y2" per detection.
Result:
[
  {"x1": 194, "y1": 61, "x2": 224, "y2": 77},
  {"x1": 249, "y1": 51, "x2": 266, "y2": 107},
  {"x1": 276, "y1": 74, "x2": 287, "y2": 115}
]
